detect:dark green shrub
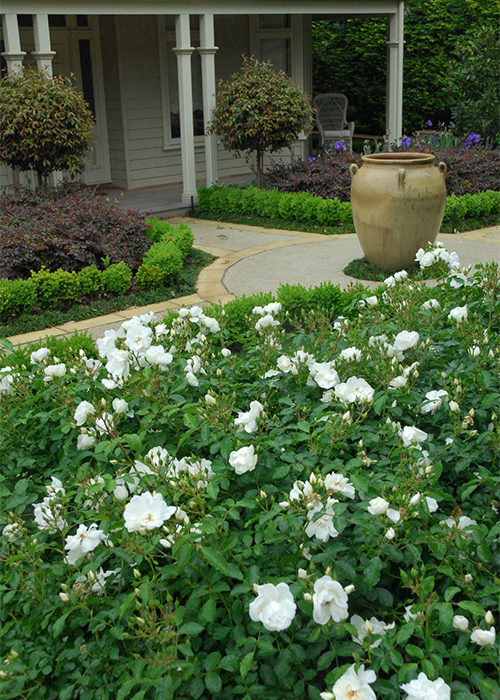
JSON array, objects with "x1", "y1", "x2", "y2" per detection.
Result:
[
  {"x1": 144, "y1": 218, "x2": 176, "y2": 243},
  {"x1": 77, "y1": 265, "x2": 104, "y2": 298},
  {"x1": 101, "y1": 262, "x2": 133, "y2": 296},
  {"x1": 0, "y1": 279, "x2": 36, "y2": 322},
  {"x1": 207, "y1": 292, "x2": 274, "y2": 342},
  {"x1": 275, "y1": 283, "x2": 309, "y2": 315},
  {"x1": 447, "y1": 26, "x2": 500, "y2": 142},
  {"x1": 143, "y1": 241, "x2": 184, "y2": 280},
  {"x1": 308, "y1": 282, "x2": 344, "y2": 314},
  {"x1": 30, "y1": 267, "x2": 79, "y2": 309},
  {"x1": 135, "y1": 264, "x2": 169, "y2": 290}
]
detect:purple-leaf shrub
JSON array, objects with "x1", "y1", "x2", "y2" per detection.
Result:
[{"x1": 0, "y1": 184, "x2": 152, "y2": 280}]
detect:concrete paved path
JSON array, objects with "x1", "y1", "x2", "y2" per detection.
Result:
[{"x1": 6, "y1": 219, "x2": 500, "y2": 347}]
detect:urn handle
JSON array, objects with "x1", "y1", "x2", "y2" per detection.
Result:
[
  {"x1": 438, "y1": 161, "x2": 448, "y2": 176},
  {"x1": 398, "y1": 168, "x2": 406, "y2": 190},
  {"x1": 349, "y1": 163, "x2": 358, "y2": 178}
]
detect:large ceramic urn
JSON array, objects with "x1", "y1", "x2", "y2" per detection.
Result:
[{"x1": 349, "y1": 153, "x2": 447, "y2": 271}]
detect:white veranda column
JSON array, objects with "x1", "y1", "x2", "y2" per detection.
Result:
[
  {"x1": 32, "y1": 14, "x2": 56, "y2": 76},
  {"x1": 174, "y1": 14, "x2": 197, "y2": 205},
  {"x1": 198, "y1": 13, "x2": 219, "y2": 186},
  {"x1": 1, "y1": 13, "x2": 26, "y2": 74},
  {"x1": 386, "y1": 1, "x2": 404, "y2": 144}
]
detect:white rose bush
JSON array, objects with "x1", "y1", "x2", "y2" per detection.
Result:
[{"x1": 0, "y1": 254, "x2": 499, "y2": 699}]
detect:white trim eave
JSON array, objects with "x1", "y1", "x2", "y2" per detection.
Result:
[{"x1": 1, "y1": 1, "x2": 399, "y2": 15}]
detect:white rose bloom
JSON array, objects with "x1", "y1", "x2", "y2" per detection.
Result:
[
  {"x1": 252, "y1": 305, "x2": 265, "y2": 316},
  {"x1": 185, "y1": 371, "x2": 199, "y2": 387},
  {"x1": 43, "y1": 363, "x2": 67, "y2": 381},
  {"x1": 468, "y1": 345, "x2": 480, "y2": 357},
  {"x1": 2, "y1": 523, "x2": 22, "y2": 542},
  {"x1": 365, "y1": 296, "x2": 378, "y2": 306},
  {"x1": 112, "y1": 398, "x2": 129, "y2": 414},
  {"x1": 324, "y1": 473, "x2": 355, "y2": 499},
  {"x1": 263, "y1": 302, "x2": 282, "y2": 315},
  {"x1": 64, "y1": 523, "x2": 106, "y2": 565},
  {"x1": 30, "y1": 347, "x2": 50, "y2": 364},
  {"x1": 394, "y1": 270, "x2": 408, "y2": 282},
  {"x1": 249, "y1": 582, "x2": 296, "y2": 632},
  {"x1": 313, "y1": 575, "x2": 349, "y2": 624},
  {"x1": 145, "y1": 345, "x2": 173, "y2": 368},
  {"x1": 289, "y1": 480, "x2": 314, "y2": 502},
  {"x1": 404, "y1": 605, "x2": 424, "y2": 622},
  {"x1": 331, "y1": 664, "x2": 376, "y2": 700},
  {"x1": 310, "y1": 362, "x2": 340, "y2": 390},
  {"x1": 306, "y1": 503, "x2": 339, "y2": 542},
  {"x1": 448, "y1": 273, "x2": 468, "y2": 288},
  {"x1": 367, "y1": 497, "x2": 390, "y2": 515},
  {"x1": 46, "y1": 477, "x2": 65, "y2": 496},
  {"x1": 205, "y1": 393, "x2": 217, "y2": 405},
  {"x1": 386, "y1": 508, "x2": 401, "y2": 523},
  {"x1": 384, "y1": 275, "x2": 396, "y2": 287},
  {"x1": 221, "y1": 348, "x2": 232, "y2": 357},
  {"x1": 425, "y1": 496, "x2": 439, "y2": 513},
  {"x1": 399, "y1": 426, "x2": 428, "y2": 446},
  {"x1": 422, "y1": 299, "x2": 440, "y2": 310},
  {"x1": 393, "y1": 331, "x2": 419, "y2": 352},
  {"x1": 389, "y1": 375, "x2": 407, "y2": 390},
  {"x1": 350, "y1": 614, "x2": 388, "y2": 648},
  {"x1": 419, "y1": 251, "x2": 436, "y2": 268},
  {"x1": 113, "y1": 478, "x2": 130, "y2": 501},
  {"x1": 385, "y1": 527, "x2": 396, "y2": 540},
  {"x1": 452, "y1": 615, "x2": 469, "y2": 631},
  {"x1": 95, "y1": 412, "x2": 115, "y2": 435},
  {"x1": 123, "y1": 491, "x2": 176, "y2": 534},
  {"x1": 471, "y1": 626, "x2": 496, "y2": 646},
  {"x1": 255, "y1": 313, "x2": 280, "y2": 331},
  {"x1": 421, "y1": 389, "x2": 448, "y2": 414},
  {"x1": 335, "y1": 376, "x2": 374, "y2": 404},
  {"x1": 264, "y1": 369, "x2": 280, "y2": 379},
  {"x1": 277, "y1": 355, "x2": 293, "y2": 373},
  {"x1": 202, "y1": 316, "x2": 220, "y2": 333},
  {"x1": 448, "y1": 305, "x2": 468, "y2": 323},
  {"x1": 106, "y1": 349, "x2": 131, "y2": 379},
  {"x1": 400, "y1": 672, "x2": 451, "y2": 700},
  {"x1": 77, "y1": 432, "x2": 96, "y2": 450},
  {"x1": 125, "y1": 324, "x2": 153, "y2": 353},
  {"x1": 339, "y1": 347, "x2": 362, "y2": 362},
  {"x1": 74, "y1": 401, "x2": 95, "y2": 426},
  {"x1": 229, "y1": 445, "x2": 258, "y2": 475},
  {"x1": 33, "y1": 497, "x2": 67, "y2": 532},
  {"x1": 234, "y1": 400, "x2": 264, "y2": 434},
  {"x1": 76, "y1": 567, "x2": 121, "y2": 595},
  {"x1": 0, "y1": 369, "x2": 14, "y2": 394},
  {"x1": 96, "y1": 330, "x2": 118, "y2": 359},
  {"x1": 443, "y1": 515, "x2": 477, "y2": 537}
]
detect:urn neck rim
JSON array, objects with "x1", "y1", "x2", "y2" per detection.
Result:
[{"x1": 361, "y1": 153, "x2": 437, "y2": 166}]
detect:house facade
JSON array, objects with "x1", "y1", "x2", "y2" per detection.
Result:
[{"x1": 1, "y1": 1, "x2": 404, "y2": 203}]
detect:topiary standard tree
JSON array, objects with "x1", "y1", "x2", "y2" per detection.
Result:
[
  {"x1": 209, "y1": 56, "x2": 313, "y2": 188},
  {"x1": 0, "y1": 69, "x2": 95, "y2": 187}
]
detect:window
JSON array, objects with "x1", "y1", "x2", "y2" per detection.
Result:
[
  {"x1": 166, "y1": 40, "x2": 204, "y2": 139},
  {"x1": 251, "y1": 15, "x2": 293, "y2": 76},
  {"x1": 158, "y1": 17, "x2": 205, "y2": 147}
]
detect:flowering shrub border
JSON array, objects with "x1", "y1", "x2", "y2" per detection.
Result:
[{"x1": 0, "y1": 246, "x2": 499, "y2": 699}]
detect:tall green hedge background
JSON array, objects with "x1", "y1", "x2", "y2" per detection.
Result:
[{"x1": 312, "y1": 0, "x2": 499, "y2": 135}]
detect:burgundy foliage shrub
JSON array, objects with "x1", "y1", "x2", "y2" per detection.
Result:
[
  {"x1": 0, "y1": 184, "x2": 152, "y2": 280},
  {"x1": 265, "y1": 146, "x2": 499, "y2": 201}
]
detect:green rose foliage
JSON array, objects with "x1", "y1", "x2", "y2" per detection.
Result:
[
  {"x1": 209, "y1": 56, "x2": 313, "y2": 187},
  {"x1": 0, "y1": 69, "x2": 95, "y2": 179},
  {"x1": 0, "y1": 258, "x2": 499, "y2": 699}
]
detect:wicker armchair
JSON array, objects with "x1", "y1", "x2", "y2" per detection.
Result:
[{"x1": 313, "y1": 93, "x2": 355, "y2": 152}]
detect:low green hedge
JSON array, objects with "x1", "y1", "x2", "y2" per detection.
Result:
[
  {"x1": 197, "y1": 185, "x2": 500, "y2": 230},
  {"x1": 0, "y1": 219, "x2": 195, "y2": 324}
]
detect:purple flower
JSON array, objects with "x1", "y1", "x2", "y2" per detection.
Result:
[
  {"x1": 307, "y1": 156, "x2": 316, "y2": 163},
  {"x1": 425, "y1": 120, "x2": 433, "y2": 128},
  {"x1": 401, "y1": 135, "x2": 412, "y2": 150},
  {"x1": 464, "y1": 132, "x2": 481, "y2": 148},
  {"x1": 333, "y1": 140, "x2": 346, "y2": 154}
]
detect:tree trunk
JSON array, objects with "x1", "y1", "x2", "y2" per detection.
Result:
[
  {"x1": 256, "y1": 150, "x2": 262, "y2": 189},
  {"x1": 37, "y1": 171, "x2": 44, "y2": 189}
]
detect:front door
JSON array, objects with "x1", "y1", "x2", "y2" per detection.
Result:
[{"x1": 70, "y1": 21, "x2": 111, "y2": 185}]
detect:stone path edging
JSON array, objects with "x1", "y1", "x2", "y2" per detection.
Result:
[{"x1": 5, "y1": 219, "x2": 499, "y2": 347}]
